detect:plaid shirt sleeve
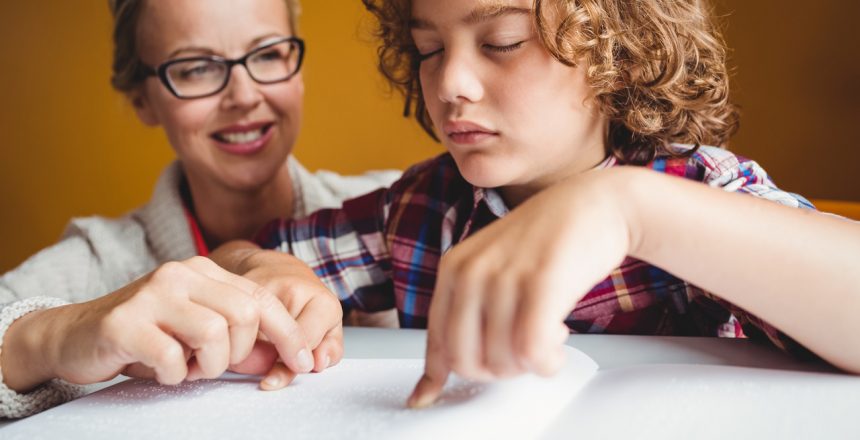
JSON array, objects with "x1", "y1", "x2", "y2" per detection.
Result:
[
  {"x1": 661, "y1": 146, "x2": 818, "y2": 358},
  {"x1": 255, "y1": 188, "x2": 397, "y2": 313}
]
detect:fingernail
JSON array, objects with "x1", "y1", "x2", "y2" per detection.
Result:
[
  {"x1": 297, "y1": 349, "x2": 313, "y2": 372},
  {"x1": 263, "y1": 375, "x2": 281, "y2": 389},
  {"x1": 323, "y1": 355, "x2": 331, "y2": 370},
  {"x1": 407, "y1": 391, "x2": 434, "y2": 409}
]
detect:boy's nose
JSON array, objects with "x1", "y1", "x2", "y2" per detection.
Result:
[{"x1": 436, "y1": 51, "x2": 484, "y2": 105}]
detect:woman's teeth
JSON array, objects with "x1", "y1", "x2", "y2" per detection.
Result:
[{"x1": 217, "y1": 128, "x2": 264, "y2": 144}]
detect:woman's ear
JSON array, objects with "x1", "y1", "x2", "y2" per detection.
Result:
[{"x1": 130, "y1": 87, "x2": 159, "y2": 126}]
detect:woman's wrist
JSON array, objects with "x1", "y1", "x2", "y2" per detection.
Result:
[{"x1": 1, "y1": 307, "x2": 62, "y2": 392}]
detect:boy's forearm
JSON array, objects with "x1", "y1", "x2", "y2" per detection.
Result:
[
  {"x1": 208, "y1": 240, "x2": 265, "y2": 275},
  {"x1": 209, "y1": 241, "x2": 323, "y2": 286},
  {"x1": 615, "y1": 168, "x2": 860, "y2": 371}
]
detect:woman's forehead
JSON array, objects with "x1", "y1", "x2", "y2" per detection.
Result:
[{"x1": 137, "y1": 0, "x2": 291, "y2": 57}]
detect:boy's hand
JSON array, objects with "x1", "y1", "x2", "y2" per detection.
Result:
[
  {"x1": 408, "y1": 169, "x2": 637, "y2": 408},
  {"x1": 209, "y1": 242, "x2": 344, "y2": 389}
]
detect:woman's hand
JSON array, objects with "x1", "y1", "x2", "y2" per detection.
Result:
[
  {"x1": 408, "y1": 169, "x2": 637, "y2": 408},
  {"x1": 209, "y1": 242, "x2": 344, "y2": 390},
  {"x1": 1, "y1": 256, "x2": 311, "y2": 392}
]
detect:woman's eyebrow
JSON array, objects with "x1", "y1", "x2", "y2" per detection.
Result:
[
  {"x1": 167, "y1": 46, "x2": 215, "y2": 59},
  {"x1": 164, "y1": 33, "x2": 285, "y2": 59},
  {"x1": 410, "y1": 4, "x2": 531, "y2": 30},
  {"x1": 248, "y1": 33, "x2": 288, "y2": 49}
]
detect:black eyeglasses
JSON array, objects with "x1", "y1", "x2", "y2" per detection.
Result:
[{"x1": 143, "y1": 37, "x2": 305, "y2": 99}]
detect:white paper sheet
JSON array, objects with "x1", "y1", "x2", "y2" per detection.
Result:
[{"x1": 3, "y1": 347, "x2": 598, "y2": 440}]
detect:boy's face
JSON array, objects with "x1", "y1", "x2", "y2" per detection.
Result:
[{"x1": 411, "y1": 0, "x2": 608, "y2": 204}]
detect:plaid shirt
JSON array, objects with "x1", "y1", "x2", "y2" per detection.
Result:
[{"x1": 257, "y1": 146, "x2": 814, "y2": 353}]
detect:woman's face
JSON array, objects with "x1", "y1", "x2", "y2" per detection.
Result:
[
  {"x1": 133, "y1": 0, "x2": 302, "y2": 191},
  {"x1": 411, "y1": 0, "x2": 608, "y2": 199}
]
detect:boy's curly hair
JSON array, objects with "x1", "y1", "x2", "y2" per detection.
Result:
[{"x1": 361, "y1": 0, "x2": 739, "y2": 165}]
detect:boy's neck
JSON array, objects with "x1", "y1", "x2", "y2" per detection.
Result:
[
  {"x1": 184, "y1": 165, "x2": 295, "y2": 250},
  {"x1": 500, "y1": 143, "x2": 609, "y2": 208}
]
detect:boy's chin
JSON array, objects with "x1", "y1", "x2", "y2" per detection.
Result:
[
  {"x1": 458, "y1": 167, "x2": 515, "y2": 190},
  {"x1": 452, "y1": 153, "x2": 518, "y2": 189}
]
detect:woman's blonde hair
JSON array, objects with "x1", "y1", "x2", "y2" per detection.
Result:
[
  {"x1": 108, "y1": 0, "x2": 301, "y2": 94},
  {"x1": 362, "y1": 0, "x2": 739, "y2": 164}
]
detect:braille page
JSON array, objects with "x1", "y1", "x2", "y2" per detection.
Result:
[{"x1": 2, "y1": 347, "x2": 598, "y2": 440}]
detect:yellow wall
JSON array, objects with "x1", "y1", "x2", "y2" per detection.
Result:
[
  {"x1": 0, "y1": 1, "x2": 857, "y2": 272},
  {"x1": 718, "y1": 1, "x2": 860, "y2": 203},
  {"x1": 0, "y1": 1, "x2": 440, "y2": 272}
]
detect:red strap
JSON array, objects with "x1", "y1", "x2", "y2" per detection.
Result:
[{"x1": 182, "y1": 205, "x2": 209, "y2": 257}]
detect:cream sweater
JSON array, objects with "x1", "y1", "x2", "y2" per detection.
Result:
[{"x1": 0, "y1": 157, "x2": 400, "y2": 418}]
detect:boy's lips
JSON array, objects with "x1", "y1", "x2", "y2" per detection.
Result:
[
  {"x1": 443, "y1": 120, "x2": 499, "y2": 145},
  {"x1": 211, "y1": 122, "x2": 275, "y2": 156}
]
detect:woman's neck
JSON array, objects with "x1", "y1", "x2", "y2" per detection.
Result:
[{"x1": 184, "y1": 165, "x2": 295, "y2": 250}]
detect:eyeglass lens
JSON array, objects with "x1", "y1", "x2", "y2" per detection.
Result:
[{"x1": 164, "y1": 39, "x2": 301, "y2": 98}]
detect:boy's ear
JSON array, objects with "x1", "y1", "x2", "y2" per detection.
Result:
[{"x1": 129, "y1": 87, "x2": 159, "y2": 127}]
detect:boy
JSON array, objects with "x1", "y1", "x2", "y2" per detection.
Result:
[{"x1": 241, "y1": 0, "x2": 860, "y2": 408}]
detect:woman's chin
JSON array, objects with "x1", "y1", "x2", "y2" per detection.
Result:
[{"x1": 208, "y1": 162, "x2": 284, "y2": 192}]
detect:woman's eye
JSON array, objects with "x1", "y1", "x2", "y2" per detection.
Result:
[
  {"x1": 181, "y1": 63, "x2": 218, "y2": 79},
  {"x1": 255, "y1": 49, "x2": 284, "y2": 62},
  {"x1": 484, "y1": 41, "x2": 525, "y2": 53}
]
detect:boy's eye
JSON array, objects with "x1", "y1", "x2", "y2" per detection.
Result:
[
  {"x1": 484, "y1": 41, "x2": 525, "y2": 53},
  {"x1": 416, "y1": 47, "x2": 444, "y2": 62}
]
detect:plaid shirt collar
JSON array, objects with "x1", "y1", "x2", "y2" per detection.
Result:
[{"x1": 446, "y1": 154, "x2": 618, "y2": 253}]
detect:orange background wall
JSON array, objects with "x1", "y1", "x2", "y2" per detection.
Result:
[{"x1": 0, "y1": 1, "x2": 857, "y2": 272}]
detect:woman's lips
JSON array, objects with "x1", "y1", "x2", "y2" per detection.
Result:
[{"x1": 211, "y1": 123, "x2": 274, "y2": 156}]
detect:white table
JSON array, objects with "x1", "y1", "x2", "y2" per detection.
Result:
[{"x1": 2, "y1": 328, "x2": 854, "y2": 438}]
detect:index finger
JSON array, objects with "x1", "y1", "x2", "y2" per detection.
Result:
[
  {"x1": 407, "y1": 265, "x2": 454, "y2": 409},
  {"x1": 408, "y1": 333, "x2": 451, "y2": 409},
  {"x1": 253, "y1": 286, "x2": 315, "y2": 374},
  {"x1": 186, "y1": 257, "x2": 315, "y2": 374}
]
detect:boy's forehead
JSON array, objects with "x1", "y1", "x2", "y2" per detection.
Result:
[{"x1": 410, "y1": 0, "x2": 532, "y2": 26}]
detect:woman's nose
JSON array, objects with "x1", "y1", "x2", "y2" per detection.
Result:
[{"x1": 221, "y1": 65, "x2": 263, "y2": 110}]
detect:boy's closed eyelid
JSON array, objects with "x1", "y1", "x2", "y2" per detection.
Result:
[
  {"x1": 483, "y1": 32, "x2": 531, "y2": 47},
  {"x1": 414, "y1": 38, "x2": 529, "y2": 62},
  {"x1": 412, "y1": 39, "x2": 443, "y2": 57},
  {"x1": 483, "y1": 40, "x2": 526, "y2": 53},
  {"x1": 416, "y1": 47, "x2": 444, "y2": 62}
]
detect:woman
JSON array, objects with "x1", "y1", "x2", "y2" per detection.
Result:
[{"x1": 0, "y1": 0, "x2": 398, "y2": 418}]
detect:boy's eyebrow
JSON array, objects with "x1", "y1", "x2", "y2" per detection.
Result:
[
  {"x1": 410, "y1": 4, "x2": 531, "y2": 30},
  {"x1": 464, "y1": 4, "x2": 531, "y2": 25}
]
